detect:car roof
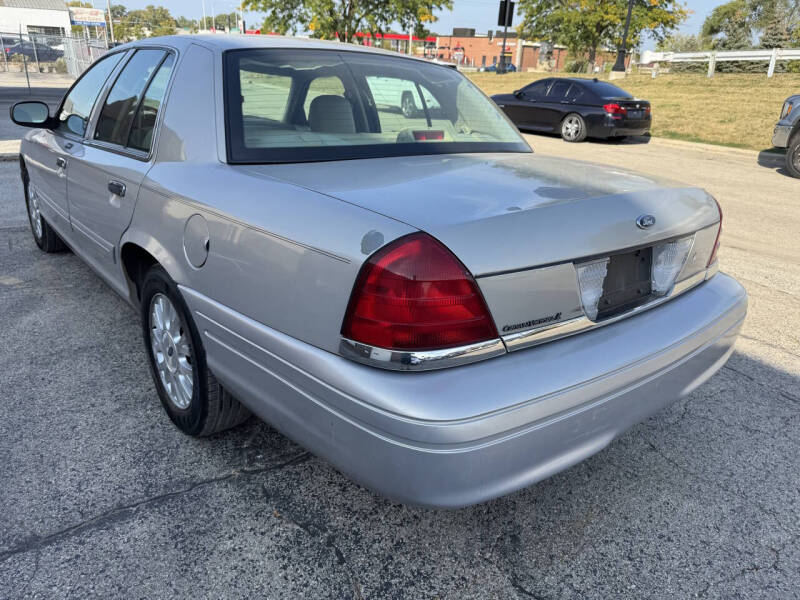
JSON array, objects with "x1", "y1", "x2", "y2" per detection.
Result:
[{"x1": 116, "y1": 34, "x2": 437, "y2": 65}]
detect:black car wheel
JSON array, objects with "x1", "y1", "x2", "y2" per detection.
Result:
[
  {"x1": 786, "y1": 133, "x2": 800, "y2": 179},
  {"x1": 561, "y1": 113, "x2": 587, "y2": 143}
]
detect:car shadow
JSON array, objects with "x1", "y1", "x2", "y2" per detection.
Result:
[
  {"x1": 521, "y1": 130, "x2": 652, "y2": 146},
  {"x1": 756, "y1": 147, "x2": 795, "y2": 178}
]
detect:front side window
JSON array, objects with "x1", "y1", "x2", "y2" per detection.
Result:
[
  {"x1": 224, "y1": 49, "x2": 528, "y2": 163},
  {"x1": 523, "y1": 80, "x2": 550, "y2": 97},
  {"x1": 57, "y1": 52, "x2": 124, "y2": 136},
  {"x1": 94, "y1": 49, "x2": 167, "y2": 146}
]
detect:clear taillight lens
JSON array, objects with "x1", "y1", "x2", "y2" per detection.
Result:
[
  {"x1": 652, "y1": 236, "x2": 693, "y2": 296},
  {"x1": 341, "y1": 233, "x2": 498, "y2": 351},
  {"x1": 576, "y1": 258, "x2": 609, "y2": 321}
]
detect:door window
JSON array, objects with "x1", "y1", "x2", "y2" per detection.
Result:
[
  {"x1": 94, "y1": 49, "x2": 167, "y2": 146},
  {"x1": 565, "y1": 84, "x2": 584, "y2": 101},
  {"x1": 522, "y1": 80, "x2": 550, "y2": 98},
  {"x1": 546, "y1": 80, "x2": 571, "y2": 100},
  {"x1": 127, "y1": 54, "x2": 176, "y2": 152},
  {"x1": 56, "y1": 52, "x2": 125, "y2": 137}
]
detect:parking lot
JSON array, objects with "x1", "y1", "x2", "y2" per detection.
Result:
[{"x1": 1, "y1": 119, "x2": 798, "y2": 597}]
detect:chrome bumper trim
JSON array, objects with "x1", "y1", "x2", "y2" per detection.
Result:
[
  {"x1": 503, "y1": 267, "x2": 713, "y2": 352},
  {"x1": 338, "y1": 337, "x2": 507, "y2": 372}
]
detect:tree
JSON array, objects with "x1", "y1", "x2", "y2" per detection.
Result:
[
  {"x1": 701, "y1": 0, "x2": 753, "y2": 49},
  {"x1": 517, "y1": 0, "x2": 688, "y2": 68},
  {"x1": 656, "y1": 33, "x2": 706, "y2": 52},
  {"x1": 118, "y1": 5, "x2": 176, "y2": 39},
  {"x1": 240, "y1": 0, "x2": 452, "y2": 43}
]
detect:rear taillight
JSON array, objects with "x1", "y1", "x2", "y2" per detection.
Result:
[
  {"x1": 645, "y1": 106, "x2": 651, "y2": 116},
  {"x1": 341, "y1": 233, "x2": 498, "y2": 351},
  {"x1": 707, "y1": 199, "x2": 723, "y2": 267},
  {"x1": 603, "y1": 103, "x2": 627, "y2": 118}
]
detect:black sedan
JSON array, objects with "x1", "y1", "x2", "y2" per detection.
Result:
[{"x1": 492, "y1": 77, "x2": 651, "y2": 142}]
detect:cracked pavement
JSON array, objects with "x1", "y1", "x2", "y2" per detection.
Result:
[{"x1": 1, "y1": 132, "x2": 799, "y2": 599}]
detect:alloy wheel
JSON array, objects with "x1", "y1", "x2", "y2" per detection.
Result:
[
  {"x1": 149, "y1": 293, "x2": 194, "y2": 410},
  {"x1": 562, "y1": 116, "x2": 582, "y2": 141},
  {"x1": 27, "y1": 192, "x2": 42, "y2": 240}
]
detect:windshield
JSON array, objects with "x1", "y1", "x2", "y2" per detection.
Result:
[{"x1": 223, "y1": 49, "x2": 530, "y2": 163}]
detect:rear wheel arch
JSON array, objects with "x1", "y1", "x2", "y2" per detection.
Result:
[{"x1": 120, "y1": 242, "x2": 160, "y2": 301}]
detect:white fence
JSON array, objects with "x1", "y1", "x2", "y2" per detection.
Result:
[{"x1": 640, "y1": 48, "x2": 800, "y2": 77}]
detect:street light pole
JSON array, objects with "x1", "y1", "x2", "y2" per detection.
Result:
[
  {"x1": 498, "y1": 0, "x2": 511, "y2": 74},
  {"x1": 612, "y1": 0, "x2": 634, "y2": 73}
]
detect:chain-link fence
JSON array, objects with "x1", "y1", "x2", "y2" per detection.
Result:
[{"x1": 0, "y1": 31, "x2": 107, "y2": 78}]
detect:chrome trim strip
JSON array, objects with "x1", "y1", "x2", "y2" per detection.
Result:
[
  {"x1": 504, "y1": 267, "x2": 714, "y2": 352},
  {"x1": 338, "y1": 337, "x2": 507, "y2": 372}
]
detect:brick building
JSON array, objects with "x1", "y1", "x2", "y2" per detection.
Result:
[{"x1": 434, "y1": 29, "x2": 567, "y2": 72}]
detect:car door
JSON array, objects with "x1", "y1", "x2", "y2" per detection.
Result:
[
  {"x1": 505, "y1": 79, "x2": 552, "y2": 130},
  {"x1": 66, "y1": 48, "x2": 175, "y2": 284},
  {"x1": 539, "y1": 79, "x2": 572, "y2": 131},
  {"x1": 22, "y1": 51, "x2": 125, "y2": 237}
]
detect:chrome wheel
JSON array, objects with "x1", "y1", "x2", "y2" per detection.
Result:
[
  {"x1": 562, "y1": 115, "x2": 582, "y2": 141},
  {"x1": 149, "y1": 293, "x2": 194, "y2": 410},
  {"x1": 27, "y1": 191, "x2": 42, "y2": 240}
]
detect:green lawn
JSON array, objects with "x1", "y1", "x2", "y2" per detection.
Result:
[{"x1": 468, "y1": 71, "x2": 800, "y2": 151}]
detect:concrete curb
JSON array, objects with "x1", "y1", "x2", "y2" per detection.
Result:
[{"x1": 0, "y1": 152, "x2": 19, "y2": 162}]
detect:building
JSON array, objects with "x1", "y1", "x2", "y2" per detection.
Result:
[
  {"x1": 435, "y1": 29, "x2": 567, "y2": 72},
  {"x1": 0, "y1": 0, "x2": 71, "y2": 36}
]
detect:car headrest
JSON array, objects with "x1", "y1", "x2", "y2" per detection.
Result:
[{"x1": 308, "y1": 95, "x2": 356, "y2": 134}]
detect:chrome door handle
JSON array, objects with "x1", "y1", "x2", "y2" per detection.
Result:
[
  {"x1": 108, "y1": 181, "x2": 126, "y2": 197},
  {"x1": 56, "y1": 157, "x2": 67, "y2": 168}
]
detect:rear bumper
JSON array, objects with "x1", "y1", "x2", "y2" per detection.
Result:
[
  {"x1": 773, "y1": 123, "x2": 792, "y2": 148},
  {"x1": 181, "y1": 273, "x2": 747, "y2": 508}
]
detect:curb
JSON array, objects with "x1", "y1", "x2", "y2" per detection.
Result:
[{"x1": 0, "y1": 152, "x2": 19, "y2": 162}]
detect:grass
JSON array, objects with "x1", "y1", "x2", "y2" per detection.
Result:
[{"x1": 467, "y1": 71, "x2": 800, "y2": 151}]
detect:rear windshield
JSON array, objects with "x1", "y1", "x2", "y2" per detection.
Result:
[
  {"x1": 223, "y1": 49, "x2": 529, "y2": 163},
  {"x1": 579, "y1": 80, "x2": 633, "y2": 99}
]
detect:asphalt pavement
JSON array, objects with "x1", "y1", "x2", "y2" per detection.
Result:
[{"x1": 0, "y1": 133, "x2": 798, "y2": 599}]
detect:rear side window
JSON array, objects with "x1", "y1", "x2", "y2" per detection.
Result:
[
  {"x1": 56, "y1": 52, "x2": 124, "y2": 136},
  {"x1": 566, "y1": 84, "x2": 584, "y2": 100},
  {"x1": 546, "y1": 80, "x2": 570, "y2": 99},
  {"x1": 94, "y1": 49, "x2": 167, "y2": 146},
  {"x1": 127, "y1": 54, "x2": 175, "y2": 152}
]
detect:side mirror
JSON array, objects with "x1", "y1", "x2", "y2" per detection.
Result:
[
  {"x1": 513, "y1": 90, "x2": 525, "y2": 99},
  {"x1": 65, "y1": 114, "x2": 87, "y2": 136},
  {"x1": 10, "y1": 101, "x2": 51, "y2": 127}
]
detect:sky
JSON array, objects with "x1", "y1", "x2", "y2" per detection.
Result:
[{"x1": 90, "y1": 0, "x2": 721, "y2": 50}]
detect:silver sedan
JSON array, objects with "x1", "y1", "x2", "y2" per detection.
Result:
[{"x1": 10, "y1": 35, "x2": 747, "y2": 507}]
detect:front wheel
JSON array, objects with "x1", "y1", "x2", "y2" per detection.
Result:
[
  {"x1": 141, "y1": 265, "x2": 250, "y2": 436},
  {"x1": 23, "y1": 166, "x2": 67, "y2": 253},
  {"x1": 786, "y1": 134, "x2": 800, "y2": 178},
  {"x1": 561, "y1": 113, "x2": 587, "y2": 143}
]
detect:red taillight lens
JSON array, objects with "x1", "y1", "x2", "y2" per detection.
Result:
[
  {"x1": 413, "y1": 130, "x2": 444, "y2": 141},
  {"x1": 341, "y1": 233, "x2": 498, "y2": 351},
  {"x1": 603, "y1": 103, "x2": 627, "y2": 118},
  {"x1": 707, "y1": 199, "x2": 723, "y2": 267},
  {"x1": 645, "y1": 106, "x2": 651, "y2": 116}
]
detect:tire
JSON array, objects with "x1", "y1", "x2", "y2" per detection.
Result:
[
  {"x1": 22, "y1": 161, "x2": 67, "y2": 253},
  {"x1": 561, "y1": 113, "x2": 587, "y2": 143},
  {"x1": 401, "y1": 92, "x2": 416, "y2": 118},
  {"x1": 140, "y1": 265, "x2": 250, "y2": 436},
  {"x1": 786, "y1": 133, "x2": 800, "y2": 179}
]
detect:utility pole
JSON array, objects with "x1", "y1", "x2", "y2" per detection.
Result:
[
  {"x1": 497, "y1": 0, "x2": 514, "y2": 74},
  {"x1": 611, "y1": 0, "x2": 634, "y2": 75},
  {"x1": 202, "y1": 0, "x2": 207, "y2": 30},
  {"x1": 107, "y1": 0, "x2": 115, "y2": 44}
]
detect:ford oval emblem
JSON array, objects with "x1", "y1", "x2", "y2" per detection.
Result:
[{"x1": 636, "y1": 214, "x2": 656, "y2": 229}]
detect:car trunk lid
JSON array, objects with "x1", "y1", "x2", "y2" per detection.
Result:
[{"x1": 243, "y1": 152, "x2": 717, "y2": 276}]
